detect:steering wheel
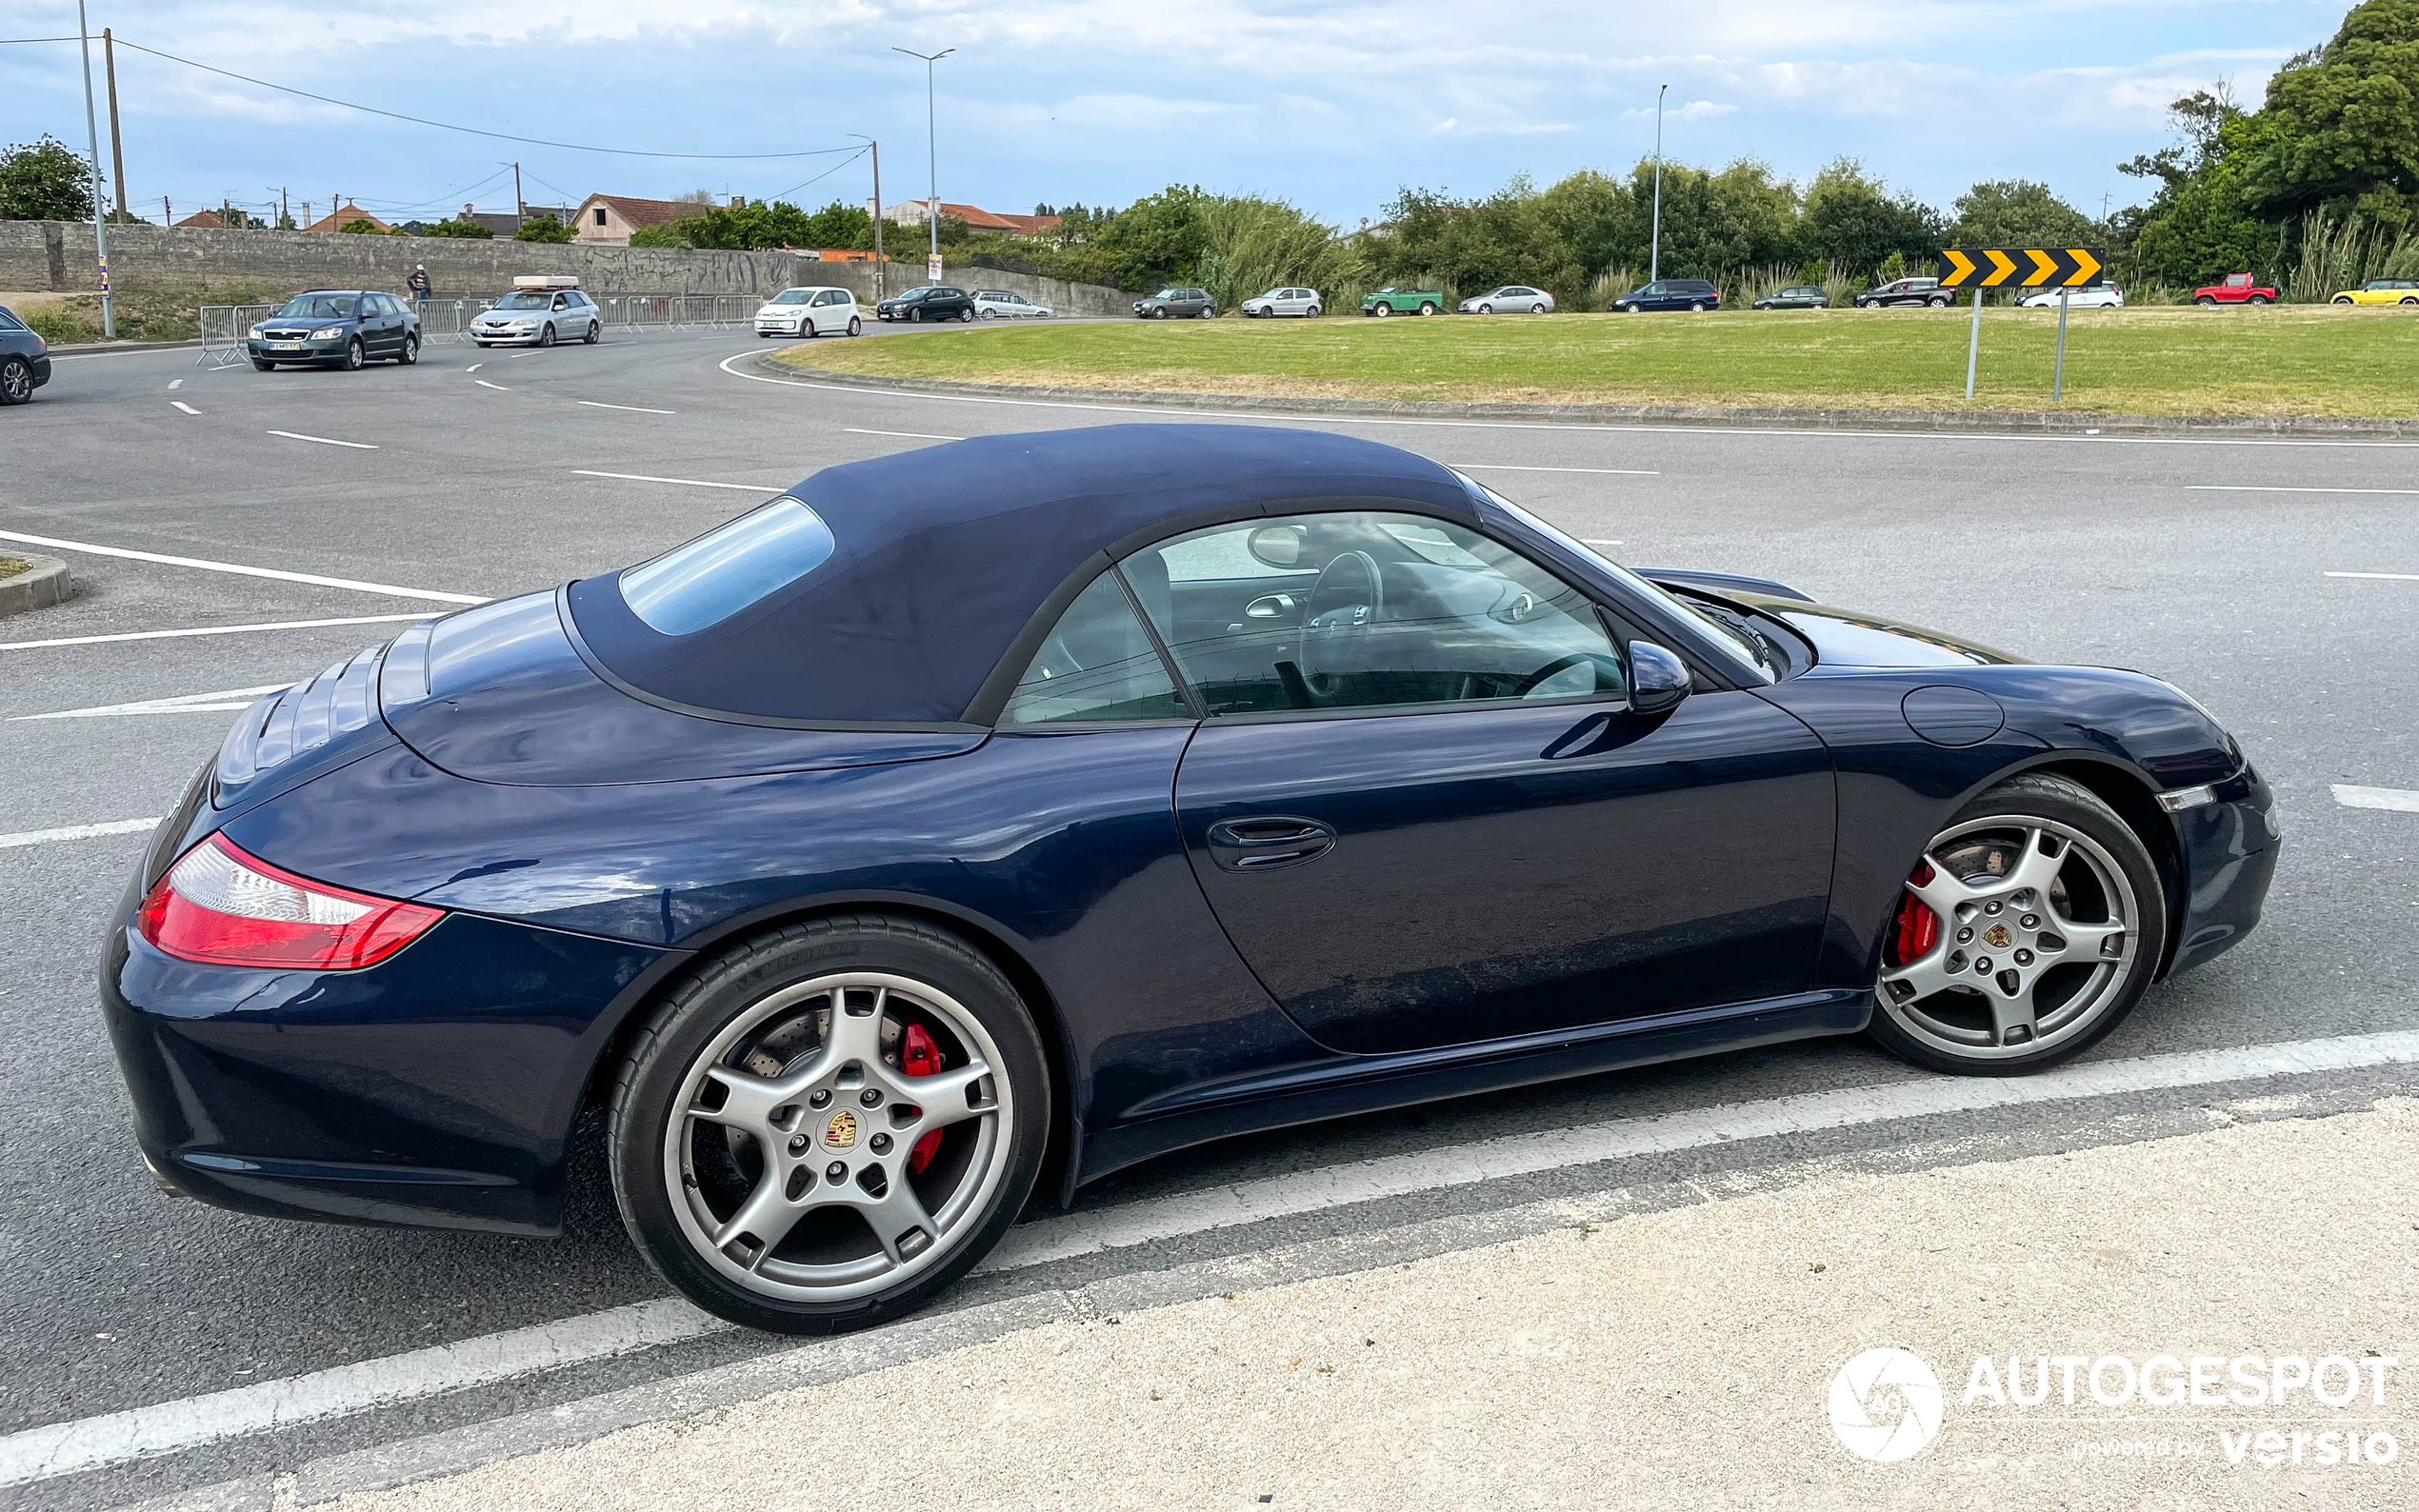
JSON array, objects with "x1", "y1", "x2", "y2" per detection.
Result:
[
  {"x1": 1294, "y1": 549, "x2": 1382, "y2": 703},
  {"x1": 1509, "y1": 651, "x2": 1619, "y2": 699}
]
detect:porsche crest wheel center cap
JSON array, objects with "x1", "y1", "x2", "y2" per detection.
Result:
[
  {"x1": 1982, "y1": 924, "x2": 2012, "y2": 949},
  {"x1": 824, "y1": 1109, "x2": 858, "y2": 1149}
]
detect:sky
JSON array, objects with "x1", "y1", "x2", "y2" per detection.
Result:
[{"x1": 1, "y1": 1, "x2": 2353, "y2": 231}]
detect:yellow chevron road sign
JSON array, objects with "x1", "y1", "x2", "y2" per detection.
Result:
[{"x1": 1937, "y1": 247, "x2": 2108, "y2": 288}]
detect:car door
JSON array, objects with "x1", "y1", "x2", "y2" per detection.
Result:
[{"x1": 1127, "y1": 509, "x2": 1835, "y2": 1056}]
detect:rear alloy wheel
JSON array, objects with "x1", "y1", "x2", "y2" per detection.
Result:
[
  {"x1": 585, "y1": 321, "x2": 601, "y2": 343},
  {"x1": 961, "y1": 308, "x2": 974, "y2": 323},
  {"x1": 1869, "y1": 774, "x2": 2166, "y2": 1075},
  {"x1": 848, "y1": 315, "x2": 862, "y2": 336},
  {"x1": 610, "y1": 916, "x2": 1049, "y2": 1333},
  {"x1": 396, "y1": 332, "x2": 419, "y2": 366},
  {"x1": 2248, "y1": 294, "x2": 2270, "y2": 305},
  {"x1": 1689, "y1": 301, "x2": 1708, "y2": 312},
  {"x1": 1929, "y1": 295, "x2": 1950, "y2": 308},
  {"x1": 0, "y1": 356, "x2": 31, "y2": 404}
]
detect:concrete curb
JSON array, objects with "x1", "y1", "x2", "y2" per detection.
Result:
[
  {"x1": 0, "y1": 554, "x2": 75, "y2": 618},
  {"x1": 752, "y1": 356, "x2": 2419, "y2": 440},
  {"x1": 43, "y1": 339, "x2": 202, "y2": 356}
]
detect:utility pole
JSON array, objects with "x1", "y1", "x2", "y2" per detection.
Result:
[
  {"x1": 76, "y1": 0, "x2": 114, "y2": 335},
  {"x1": 893, "y1": 47, "x2": 954, "y2": 280},
  {"x1": 850, "y1": 134, "x2": 884, "y2": 298},
  {"x1": 1649, "y1": 83, "x2": 1669, "y2": 287},
  {"x1": 161, "y1": 195, "x2": 169, "y2": 225},
  {"x1": 512, "y1": 162, "x2": 524, "y2": 219},
  {"x1": 103, "y1": 28, "x2": 127, "y2": 223},
  {"x1": 281, "y1": 188, "x2": 289, "y2": 229}
]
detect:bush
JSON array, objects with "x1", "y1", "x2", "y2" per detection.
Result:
[
  {"x1": 420, "y1": 218, "x2": 493, "y2": 239},
  {"x1": 514, "y1": 216, "x2": 575, "y2": 243},
  {"x1": 629, "y1": 223, "x2": 689, "y2": 249}
]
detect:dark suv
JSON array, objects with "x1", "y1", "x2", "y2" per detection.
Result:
[
  {"x1": 1611, "y1": 278, "x2": 1719, "y2": 313},
  {"x1": 1855, "y1": 277, "x2": 1953, "y2": 308},
  {"x1": 0, "y1": 304, "x2": 52, "y2": 405},
  {"x1": 248, "y1": 290, "x2": 420, "y2": 370},
  {"x1": 874, "y1": 286, "x2": 974, "y2": 323}
]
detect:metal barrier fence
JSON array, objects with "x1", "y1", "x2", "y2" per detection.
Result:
[
  {"x1": 195, "y1": 304, "x2": 274, "y2": 368},
  {"x1": 415, "y1": 297, "x2": 498, "y2": 343}
]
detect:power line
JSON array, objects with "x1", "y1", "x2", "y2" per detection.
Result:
[
  {"x1": 765, "y1": 148, "x2": 871, "y2": 205},
  {"x1": 111, "y1": 38, "x2": 865, "y2": 160}
]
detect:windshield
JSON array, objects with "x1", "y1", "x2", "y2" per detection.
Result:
[
  {"x1": 1154, "y1": 288, "x2": 1186, "y2": 298},
  {"x1": 490, "y1": 291, "x2": 553, "y2": 310},
  {"x1": 1460, "y1": 477, "x2": 1775, "y2": 685},
  {"x1": 894, "y1": 286, "x2": 934, "y2": 300},
  {"x1": 275, "y1": 294, "x2": 357, "y2": 319},
  {"x1": 770, "y1": 289, "x2": 814, "y2": 305}
]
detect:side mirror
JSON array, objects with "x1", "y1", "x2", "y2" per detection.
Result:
[
  {"x1": 1628, "y1": 641, "x2": 1691, "y2": 716},
  {"x1": 1246, "y1": 525, "x2": 1306, "y2": 568}
]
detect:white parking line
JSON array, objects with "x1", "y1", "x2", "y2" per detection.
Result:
[
  {"x1": 0, "y1": 530, "x2": 486, "y2": 605},
  {"x1": 0, "y1": 612, "x2": 437, "y2": 653},
  {"x1": 170, "y1": 401, "x2": 201, "y2": 415},
  {"x1": 2191, "y1": 485, "x2": 2419, "y2": 495},
  {"x1": 844, "y1": 427, "x2": 966, "y2": 441},
  {"x1": 579, "y1": 401, "x2": 675, "y2": 415},
  {"x1": 475, "y1": 379, "x2": 510, "y2": 392},
  {"x1": 268, "y1": 430, "x2": 378, "y2": 450},
  {"x1": 0, "y1": 817, "x2": 161, "y2": 850},
  {"x1": 167, "y1": 379, "x2": 183, "y2": 390},
  {"x1": 5, "y1": 1025, "x2": 2413, "y2": 1486},
  {"x1": 570, "y1": 469, "x2": 782, "y2": 491},
  {"x1": 2333, "y1": 784, "x2": 2419, "y2": 813},
  {"x1": 2326, "y1": 570, "x2": 2419, "y2": 582},
  {"x1": 14, "y1": 684, "x2": 291, "y2": 721},
  {"x1": 1450, "y1": 463, "x2": 1658, "y2": 475},
  {"x1": 465, "y1": 364, "x2": 483, "y2": 373}
]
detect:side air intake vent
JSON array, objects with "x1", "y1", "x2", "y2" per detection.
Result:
[{"x1": 215, "y1": 643, "x2": 386, "y2": 794}]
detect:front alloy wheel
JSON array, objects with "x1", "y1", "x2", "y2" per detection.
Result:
[
  {"x1": 611, "y1": 917, "x2": 1048, "y2": 1332},
  {"x1": 1870, "y1": 774, "x2": 2165, "y2": 1074},
  {"x1": 341, "y1": 337, "x2": 365, "y2": 371}
]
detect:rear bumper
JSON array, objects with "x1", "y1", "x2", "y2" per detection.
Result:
[
  {"x1": 2164, "y1": 763, "x2": 2282, "y2": 978},
  {"x1": 100, "y1": 885, "x2": 671, "y2": 1236}
]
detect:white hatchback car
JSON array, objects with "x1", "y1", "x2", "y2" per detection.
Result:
[
  {"x1": 1241, "y1": 287, "x2": 1323, "y2": 317},
  {"x1": 972, "y1": 289, "x2": 1054, "y2": 319},
  {"x1": 754, "y1": 287, "x2": 862, "y2": 338},
  {"x1": 1459, "y1": 286, "x2": 1554, "y2": 314},
  {"x1": 2016, "y1": 283, "x2": 2124, "y2": 309}
]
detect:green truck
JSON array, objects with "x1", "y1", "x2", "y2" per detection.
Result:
[{"x1": 1360, "y1": 287, "x2": 1445, "y2": 316}]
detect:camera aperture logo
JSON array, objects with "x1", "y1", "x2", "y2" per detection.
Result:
[{"x1": 1830, "y1": 1348, "x2": 1947, "y2": 1462}]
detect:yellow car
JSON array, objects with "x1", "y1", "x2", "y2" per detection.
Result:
[{"x1": 2331, "y1": 278, "x2": 2419, "y2": 306}]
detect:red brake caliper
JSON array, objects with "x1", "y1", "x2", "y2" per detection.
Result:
[
  {"x1": 900, "y1": 1023, "x2": 947, "y2": 1175},
  {"x1": 1893, "y1": 862, "x2": 1941, "y2": 965}
]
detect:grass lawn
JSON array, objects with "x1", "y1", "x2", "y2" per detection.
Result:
[{"x1": 780, "y1": 306, "x2": 2419, "y2": 418}]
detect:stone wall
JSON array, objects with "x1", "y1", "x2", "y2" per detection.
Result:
[{"x1": 0, "y1": 222, "x2": 1131, "y2": 316}]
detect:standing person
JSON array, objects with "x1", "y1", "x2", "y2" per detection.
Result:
[{"x1": 407, "y1": 264, "x2": 431, "y2": 308}]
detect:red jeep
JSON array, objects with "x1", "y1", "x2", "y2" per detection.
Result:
[{"x1": 2192, "y1": 272, "x2": 2276, "y2": 306}]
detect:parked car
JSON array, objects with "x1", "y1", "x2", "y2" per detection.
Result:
[
  {"x1": 1751, "y1": 285, "x2": 1829, "y2": 310},
  {"x1": 103, "y1": 425, "x2": 2275, "y2": 1335},
  {"x1": 248, "y1": 290, "x2": 421, "y2": 370},
  {"x1": 1241, "y1": 287, "x2": 1323, "y2": 318},
  {"x1": 973, "y1": 289, "x2": 1053, "y2": 319},
  {"x1": 2192, "y1": 273, "x2": 2275, "y2": 306},
  {"x1": 876, "y1": 286, "x2": 976, "y2": 323},
  {"x1": 754, "y1": 287, "x2": 862, "y2": 338},
  {"x1": 0, "y1": 304, "x2": 51, "y2": 405},
  {"x1": 2330, "y1": 279, "x2": 2419, "y2": 306},
  {"x1": 1361, "y1": 287, "x2": 1444, "y2": 316},
  {"x1": 1613, "y1": 279, "x2": 1721, "y2": 313},
  {"x1": 470, "y1": 286, "x2": 602, "y2": 348},
  {"x1": 1134, "y1": 287, "x2": 1216, "y2": 319},
  {"x1": 2016, "y1": 283, "x2": 2124, "y2": 309},
  {"x1": 1459, "y1": 286, "x2": 1554, "y2": 314},
  {"x1": 1855, "y1": 278, "x2": 1952, "y2": 309}
]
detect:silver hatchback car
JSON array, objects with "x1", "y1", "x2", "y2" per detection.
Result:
[{"x1": 1240, "y1": 287, "x2": 1324, "y2": 317}]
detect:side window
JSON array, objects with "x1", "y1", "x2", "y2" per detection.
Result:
[
  {"x1": 999, "y1": 572, "x2": 1190, "y2": 726},
  {"x1": 1123, "y1": 511, "x2": 1625, "y2": 718}
]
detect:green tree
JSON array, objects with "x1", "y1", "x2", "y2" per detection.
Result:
[
  {"x1": 1537, "y1": 169, "x2": 1644, "y2": 280},
  {"x1": 2116, "y1": 88, "x2": 2276, "y2": 286},
  {"x1": 420, "y1": 218, "x2": 494, "y2": 239},
  {"x1": 1800, "y1": 158, "x2": 1943, "y2": 277},
  {"x1": 338, "y1": 218, "x2": 389, "y2": 235},
  {"x1": 1634, "y1": 157, "x2": 1801, "y2": 276},
  {"x1": 2236, "y1": 0, "x2": 2419, "y2": 229},
  {"x1": 630, "y1": 223, "x2": 689, "y2": 248},
  {"x1": 797, "y1": 200, "x2": 871, "y2": 249},
  {"x1": 514, "y1": 215, "x2": 576, "y2": 243},
  {"x1": 1947, "y1": 180, "x2": 2098, "y2": 248},
  {"x1": 0, "y1": 135, "x2": 95, "y2": 221},
  {"x1": 1090, "y1": 185, "x2": 1213, "y2": 289},
  {"x1": 1363, "y1": 178, "x2": 1572, "y2": 296}
]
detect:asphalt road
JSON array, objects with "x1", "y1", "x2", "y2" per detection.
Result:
[{"x1": 3, "y1": 323, "x2": 2414, "y2": 1509}]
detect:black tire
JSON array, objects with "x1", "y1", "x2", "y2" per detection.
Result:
[
  {"x1": 1307, "y1": 305, "x2": 1320, "y2": 317},
  {"x1": 0, "y1": 355, "x2": 30, "y2": 405},
  {"x1": 802, "y1": 319, "x2": 816, "y2": 339},
  {"x1": 538, "y1": 323, "x2": 557, "y2": 348},
  {"x1": 2334, "y1": 296, "x2": 2354, "y2": 306},
  {"x1": 341, "y1": 337, "x2": 365, "y2": 371},
  {"x1": 585, "y1": 321, "x2": 601, "y2": 344},
  {"x1": 2196, "y1": 296, "x2": 2217, "y2": 307},
  {"x1": 396, "y1": 332, "x2": 419, "y2": 366},
  {"x1": 1478, "y1": 303, "x2": 1493, "y2": 314},
  {"x1": 250, "y1": 358, "x2": 276, "y2": 372},
  {"x1": 848, "y1": 315, "x2": 862, "y2": 336},
  {"x1": 2248, "y1": 294, "x2": 2270, "y2": 305},
  {"x1": 1929, "y1": 295, "x2": 1950, "y2": 308},
  {"x1": 1866, "y1": 772, "x2": 2169, "y2": 1077},
  {"x1": 1689, "y1": 301, "x2": 1707, "y2": 312},
  {"x1": 1419, "y1": 302, "x2": 1438, "y2": 316},
  {"x1": 960, "y1": 308, "x2": 974, "y2": 323},
  {"x1": 610, "y1": 914, "x2": 1051, "y2": 1335},
  {"x1": 1373, "y1": 304, "x2": 1391, "y2": 317}
]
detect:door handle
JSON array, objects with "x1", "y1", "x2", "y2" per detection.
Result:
[{"x1": 1205, "y1": 816, "x2": 1336, "y2": 872}]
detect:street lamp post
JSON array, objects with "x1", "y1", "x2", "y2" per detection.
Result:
[
  {"x1": 891, "y1": 47, "x2": 953, "y2": 281},
  {"x1": 1649, "y1": 84, "x2": 1668, "y2": 287},
  {"x1": 76, "y1": 0, "x2": 115, "y2": 337}
]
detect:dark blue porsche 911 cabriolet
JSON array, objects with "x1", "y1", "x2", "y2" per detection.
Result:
[{"x1": 102, "y1": 425, "x2": 2277, "y2": 1333}]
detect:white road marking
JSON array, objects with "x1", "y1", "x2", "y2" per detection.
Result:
[
  {"x1": 5, "y1": 1025, "x2": 2412, "y2": 1485},
  {"x1": 14, "y1": 684, "x2": 291, "y2": 721},
  {"x1": 2191, "y1": 485, "x2": 2419, "y2": 495},
  {"x1": 845, "y1": 427, "x2": 965, "y2": 441},
  {"x1": 0, "y1": 612, "x2": 437, "y2": 652},
  {"x1": 170, "y1": 401, "x2": 201, "y2": 415},
  {"x1": 579, "y1": 400, "x2": 675, "y2": 415},
  {"x1": 2333, "y1": 784, "x2": 2419, "y2": 813},
  {"x1": 267, "y1": 429, "x2": 378, "y2": 450},
  {"x1": 0, "y1": 1298, "x2": 722, "y2": 1487},
  {"x1": 475, "y1": 379, "x2": 510, "y2": 392},
  {"x1": 0, "y1": 817, "x2": 161, "y2": 850},
  {"x1": 722, "y1": 353, "x2": 2419, "y2": 448},
  {"x1": 1450, "y1": 463, "x2": 1658, "y2": 475},
  {"x1": 1580, "y1": 539, "x2": 1625, "y2": 547},
  {"x1": 2326, "y1": 570, "x2": 2419, "y2": 582},
  {"x1": 0, "y1": 530, "x2": 486, "y2": 606},
  {"x1": 465, "y1": 363, "x2": 483, "y2": 373},
  {"x1": 167, "y1": 379, "x2": 183, "y2": 389},
  {"x1": 570, "y1": 469, "x2": 782, "y2": 491}
]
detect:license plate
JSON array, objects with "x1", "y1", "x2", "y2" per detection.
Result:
[{"x1": 271, "y1": 342, "x2": 304, "y2": 351}]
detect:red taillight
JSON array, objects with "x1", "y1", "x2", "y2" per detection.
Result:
[{"x1": 136, "y1": 833, "x2": 443, "y2": 970}]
